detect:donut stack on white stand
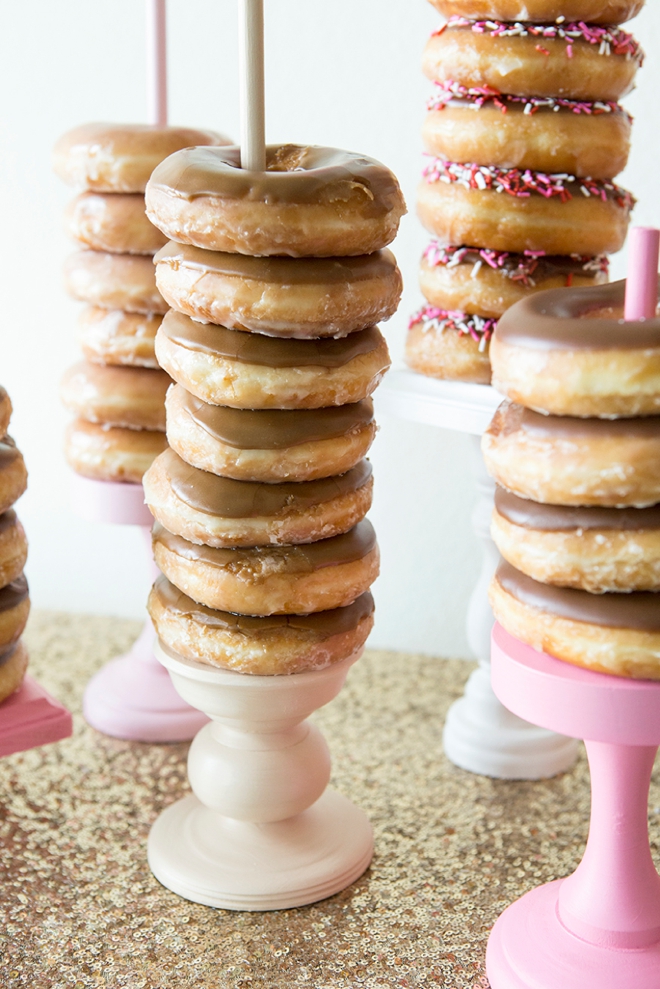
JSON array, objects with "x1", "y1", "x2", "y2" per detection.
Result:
[{"x1": 140, "y1": 142, "x2": 406, "y2": 908}]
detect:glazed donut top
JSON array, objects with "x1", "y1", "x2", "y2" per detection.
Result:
[
  {"x1": 53, "y1": 123, "x2": 231, "y2": 193},
  {"x1": 491, "y1": 400, "x2": 660, "y2": 440},
  {"x1": 495, "y1": 486, "x2": 660, "y2": 531},
  {"x1": 178, "y1": 390, "x2": 374, "y2": 449},
  {"x1": 428, "y1": 81, "x2": 630, "y2": 119},
  {"x1": 153, "y1": 519, "x2": 377, "y2": 573},
  {"x1": 427, "y1": 1, "x2": 645, "y2": 24},
  {"x1": 153, "y1": 574, "x2": 375, "y2": 635},
  {"x1": 0, "y1": 574, "x2": 28, "y2": 613},
  {"x1": 496, "y1": 279, "x2": 660, "y2": 351},
  {"x1": 161, "y1": 448, "x2": 372, "y2": 517},
  {"x1": 148, "y1": 144, "x2": 405, "y2": 215},
  {"x1": 424, "y1": 243, "x2": 609, "y2": 289},
  {"x1": 410, "y1": 306, "x2": 496, "y2": 345},
  {"x1": 161, "y1": 310, "x2": 385, "y2": 368},
  {"x1": 497, "y1": 561, "x2": 660, "y2": 630}
]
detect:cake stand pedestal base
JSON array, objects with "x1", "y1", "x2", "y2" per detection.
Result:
[{"x1": 0, "y1": 676, "x2": 72, "y2": 756}]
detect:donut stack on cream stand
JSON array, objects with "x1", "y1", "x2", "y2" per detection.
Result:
[
  {"x1": 379, "y1": 0, "x2": 643, "y2": 780},
  {"x1": 483, "y1": 231, "x2": 660, "y2": 988},
  {"x1": 140, "y1": 0, "x2": 406, "y2": 909},
  {"x1": 53, "y1": 0, "x2": 231, "y2": 742}
]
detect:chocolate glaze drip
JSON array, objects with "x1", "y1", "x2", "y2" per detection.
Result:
[
  {"x1": 497, "y1": 560, "x2": 660, "y2": 631},
  {"x1": 0, "y1": 641, "x2": 18, "y2": 668},
  {"x1": 492, "y1": 401, "x2": 660, "y2": 440},
  {"x1": 161, "y1": 310, "x2": 384, "y2": 368},
  {"x1": 153, "y1": 574, "x2": 374, "y2": 636},
  {"x1": 495, "y1": 485, "x2": 660, "y2": 531},
  {"x1": 149, "y1": 144, "x2": 403, "y2": 215},
  {"x1": 164, "y1": 449, "x2": 372, "y2": 518},
  {"x1": 153, "y1": 520, "x2": 377, "y2": 573},
  {"x1": 440, "y1": 96, "x2": 628, "y2": 117},
  {"x1": 496, "y1": 278, "x2": 660, "y2": 350},
  {"x1": 0, "y1": 510, "x2": 17, "y2": 536},
  {"x1": 0, "y1": 574, "x2": 28, "y2": 613},
  {"x1": 180, "y1": 389, "x2": 374, "y2": 449},
  {"x1": 430, "y1": 249, "x2": 605, "y2": 281},
  {"x1": 0, "y1": 437, "x2": 21, "y2": 468}
]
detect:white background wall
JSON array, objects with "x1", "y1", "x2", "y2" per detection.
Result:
[{"x1": 1, "y1": 1, "x2": 659, "y2": 656}]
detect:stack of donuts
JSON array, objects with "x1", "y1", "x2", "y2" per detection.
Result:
[
  {"x1": 0, "y1": 387, "x2": 30, "y2": 703},
  {"x1": 54, "y1": 124, "x2": 230, "y2": 482},
  {"x1": 483, "y1": 279, "x2": 660, "y2": 679},
  {"x1": 406, "y1": 0, "x2": 643, "y2": 384},
  {"x1": 141, "y1": 144, "x2": 406, "y2": 675}
]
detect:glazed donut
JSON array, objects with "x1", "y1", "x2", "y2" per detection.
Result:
[
  {"x1": 166, "y1": 385, "x2": 376, "y2": 482},
  {"x1": 53, "y1": 123, "x2": 231, "y2": 194},
  {"x1": 0, "y1": 511, "x2": 28, "y2": 590},
  {"x1": 426, "y1": 0, "x2": 645, "y2": 23},
  {"x1": 146, "y1": 144, "x2": 406, "y2": 257},
  {"x1": 153, "y1": 242, "x2": 402, "y2": 338},
  {"x1": 149, "y1": 576, "x2": 375, "y2": 676},
  {"x1": 153, "y1": 520, "x2": 379, "y2": 616},
  {"x1": 406, "y1": 306, "x2": 493, "y2": 383},
  {"x1": 66, "y1": 193, "x2": 167, "y2": 255},
  {"x1": 0, "y1": 575, "x2": 29, "y2": 651},
  {"x1": 143, "y1": 448, "x2": 373, "y2": 548},
  {"x1": 492, "y1": 279, "x2": 660, "y2": 418},
  {"x1": 490, "y1": 561, "x2": 660, "y2": 680},
  {"x1": 423, "y1": 85, "x2": 631, "y2": 180},
  {"x1": 0, "y1": 387, "x2": 11, "y2": 438},
  {"x1": 156, "y1": 311, "x2": 390, "y2": 410},
  {"x1": 64, "y1": 251, "x2": 167, "y2": 315},
  {"x1": 0, "y1": 640, "x2": 29, "y2": 704},
  {"x1": 483, "y1": 401, "x2": 660, "y2": 507},
  {"x1": 78, "y1": 307, "x2": 161, "y2": 369},
  {"x1": 418, "y1": 161, "x2": 634, "y2": 256},
  {"x1": 423, "y1": 21, "x2": 643, "y2": 101},
  {"x1": 420, "y1": 243, "x2": 608, "y2": 319},
  {"x1": 61, "y1": 361, "x2": 169, "y2": 431},
  {"x1": 64, "y1": 419, "x2": 168, "y2": 483},
  {"x1": 0, "y1": 438, "x2": 27, "y2": 515},
  {"x1": 493, "y1": 486, "x2": 660, "y2": 593}
]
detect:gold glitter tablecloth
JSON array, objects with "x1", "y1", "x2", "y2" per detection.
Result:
[{"x1": 2, "y1": 612, "x2": 660, "y2": 989}]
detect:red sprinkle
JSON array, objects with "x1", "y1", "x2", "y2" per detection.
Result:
[{"x1": 410, "y1": 305, "x2": 496, "y2": 350}]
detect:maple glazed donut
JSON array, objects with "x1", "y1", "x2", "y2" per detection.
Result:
[
  {"x1": 490, "y1": 561, "x2": 660, "y2": 680},
  {"x1": 152, "y1": 520, "x2": 379, "y2": 616},
  {"x1": 492, "y1": 279, "x2": 660, "y2": 417},
  {"x1": 483, "y1": 401, "x2": 660, "y2": 507},
  {"x1": 417, "y1": 161, "x2": 634, "y2": 256},
  {"x1": 423, "y1": 20, "x2": 643, "y2": 102},
  {"x1": 0, "y1": 387, "x2": 11, "y2": 439},
  {"x1": 492, "y1": 486, "x2": 660, "y2": 593},
  {"x1": 64, "y1": 419, "x2": 167, "y2": 483},
  {"x1": 406, "y1": 306, "x2": 494, "y2": 383},
  {"x1": 166, "y1": 386, "x2": 376, "y2": 482},
  {"x1": 420, "y1": 243, "x2": 608, "y2": 319},
  {"x1": 0, "y1": 438, "x2": 27, "y2": 515},
  {"x1": 53, "y1": 123, "x2": 231, "y2": 194},
  {"x1": 66, "y1": 193, "x2": 167, "y2": 255},
  {"x1": 149, "y1": 576, "x2": 375, "y2": 676},
  {"x1": 427, "y1": 0, "x2": 644, "y2": 22},
  {"x1": 61, "y1": 362, "x2": 169, "y2": 431},
  {"x1": 78, "y1": 308, "x2": 161, "y2": 368},
  {"x1": 0, "y1": 511, "x2": 28, "y2": 589},
  {"x1": 64, "y1": 251, "x2": 167, "y2": 314},
  {"x1": 145, "y1": 144, "x2": 406, "y2": 257},
  {"x1": 153, "y1": 242, "x2": 402, "y2": 338},
  {"x1": 423, "y1": 85, "x2": 631, "y2": 180},
  {"x1": 0, "y1": 640, "x2": 29, "y2": 704},
  {"x1": 143, "y1": 449, "x2": 373, "y2": 548},
  {"x1": 156, "y1": 311, "x2": 390, "y2": 409},
  {"x1": 0, "y1": 574, "x2": 29, "y2": 651}
]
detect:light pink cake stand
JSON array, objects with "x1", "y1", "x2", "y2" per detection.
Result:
[
  {"x1": 0, "y1": 676, "x2": 72, "y2": 757},
  {"x1": 72, "y1": 473, "x2": 208, "y2": 742},
  {"x1": 487, "y1": 622, "x2": 660, "y2": 989}
]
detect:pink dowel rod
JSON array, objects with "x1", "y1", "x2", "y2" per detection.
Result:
[
  {"x1": 624, "y1": 227, "x2": 659, "y2": 321},
  {"x1": 238, "y1": 0, "x2": 266, "y2": 171},
  {"x1": 146, "y1": 0, "x2": 168, "y2": 127}
]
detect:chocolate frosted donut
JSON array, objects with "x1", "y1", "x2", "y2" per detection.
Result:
[
  {"x1": 0, "y1": 511, "x2": 28, "y2": 589},
  {"x1": 493, "y1": 486, "x2": 660, "y2": 593},
  {"x1": 153, "y1": 519, "x2": 379, "y2": 616},
  {"x1": 490, "y1": 560, "x2": 660, "y2": 680},
  {"x1": 64, "y1": 251, "x2": 167, "y2": 315},
  {"x1": 64, "y1": 419, "x2": 167, "y2": 483},
  {"x1": 78, "y1": 308, "x2": 161, "y2": 369},
  {"x1": 153, "y1": 242, "x2": 402, "y2": 338},
  {"x1": 427, "y1": 1, "x2": 644, "y2": 22},
  {"x1": 66, "y1": 192, "x2": 166, "y2": 255},
  {"x1": 146, "y1": 144, "x2": 406, "y2": 257},
  {"x1": 166, "y1": 385, "x2": 376, "y2": 482},
  {"x1": 0, "y1": 387, "x2": 11, "y2": 439},
  {"x1": 61, "y1": 361, "x2": 169, "y2": 431},
  {"x1": 0, "y1": 640, "x2": 29, "y2": 704},
  {"x1": 156, "y1": 311, "x2": 390, "y2": 409},
  {"x1": 0, "y1": 574, "x2": 29, "y2": 651},
  {"x1": 144, "y1": 449, "x2": 374, "y2": 547},
  {"x1": 492, "y1": 279, "x2": 660, "y2": 417},
  {"x1": 482, "y1": 401, "x2": 660, "y2": 508},
  {"x1": 148, "y1": 575, "x2": 374, "y2": 676},
  {"x1": 0, "y1": 438, "x2": 27, "y2": 515}
]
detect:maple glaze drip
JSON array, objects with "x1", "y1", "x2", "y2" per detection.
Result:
[
  {"x1": 491, "y1": 401, "x2": 660, "y2": 440},
  {"x1": 0, "y1": 574, "x2": 28, "y2": 613},
  {"x1": 495, "y1": 486, "x2": 660, "y2": 532}
]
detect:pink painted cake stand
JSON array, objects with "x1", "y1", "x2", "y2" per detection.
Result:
[
  {"x1": 487, "y1": 622, "x2": 660, "y2": 989},
  {"x1": 0, "y1": 676, "x2": 72, "y2": 757},
  {"x1": 72, "y1": 474, "x2": 207, "y2": 742}
]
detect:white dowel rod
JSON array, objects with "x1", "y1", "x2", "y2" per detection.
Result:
[
  {"x1": 146, "y1": 0, "x2": 168, "y2": 126},
  {"x1": 238, "y1": 0, "x2": 266, "y2": 171}
]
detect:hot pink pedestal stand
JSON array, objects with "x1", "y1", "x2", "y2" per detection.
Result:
[
  {"x1": 487, "y1": 622, "x2": 660, "y2": 989},
  {"x1": 0, "y1": 676, "x2": 72, "y2": 757},
  {"x1": 72, "y1": 474, "x2": 208, "y2": 742}
]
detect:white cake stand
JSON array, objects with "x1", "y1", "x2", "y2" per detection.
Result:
[{"x1": 376, "y1": 369, "x2": 578, "y2": 779}]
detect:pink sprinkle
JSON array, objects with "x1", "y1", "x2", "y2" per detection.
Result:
[
  {"x1": 426, "y1": 82, "x2": 630, "y2": 121},
  {"x1": 409, "y1": 305, "x2": 496, "y2": 348}
]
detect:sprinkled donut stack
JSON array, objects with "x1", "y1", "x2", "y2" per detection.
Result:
[
  {"x1": 0, "y1": 387, "x2": 31, "y2": 704},
  {"x1": 54, "y1": 124, "x2": 230, "y2": 483},
  {"x1": 406, "y1": 0, "x2": 644, "y2": 383},
  {"x1": 142, "y1": 144, "x2": 405, "y2": 675}
]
